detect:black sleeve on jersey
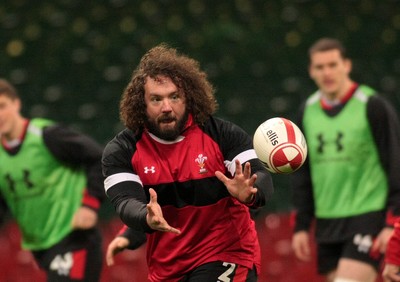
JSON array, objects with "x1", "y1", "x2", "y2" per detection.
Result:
[
  {"x1": 120, "y1": 227, "x2": 147, "y2": 250},
  {"x1": 207, "y1": 117, "x2": 274, "y2": 208},
  {"x1": 367, "y1": 95, "x2": 400, "y2": 216},
  {"x1": 102, "y1": 131, "x2": 153, "y2": 233},
  {"x1": 290, "y1": 102, "x2": 315, "y2": 232},
  {"x1": 43, "y1": 124, "x2": 106, "y2": 202},
  {"x1": 106, "y1": 184, "x2": 152, "y2": 233},
  {"x1": 250, "y1": 159, "x2": 274, "y2": 208}
]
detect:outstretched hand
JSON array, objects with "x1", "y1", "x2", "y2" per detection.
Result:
[
  {"x1": 146, "y1": 188, "x2": 181, "y2": 234},
  {"x1": 215, "y1": 159, "x2": 258, "y2": 204},
  {"x1": 106, "y1": 236, "x2": 130, "y2": 266}
]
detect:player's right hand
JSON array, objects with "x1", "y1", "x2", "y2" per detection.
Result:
[
  {"x1": 71, "y1": 206, "x2": 98, "y2": 229},
  {"x1": 215, "y1": 159, "x2": 258, "y2": 204},
  {"x1": 382, "y1": 263, "x2": 400, "y2": 282},
  {"x1": 146, "y1": 188, "x2": 181, "y2": 234},
  {"x1": 106, "y1": 236, "x2": 130, "y2": 266},
  {"x1": 292, "y1": 230, "x2": 312, "y2": 262}
]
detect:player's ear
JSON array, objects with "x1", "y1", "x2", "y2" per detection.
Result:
[
  {"x1": 12, "y1": 97, "x2": 22, "y2": 113},
  {"x1": 344, "y1": 58, "x2": 352, "y2": 74}
]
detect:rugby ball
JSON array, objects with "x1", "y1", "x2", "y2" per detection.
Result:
[{"x1": 253, "y1": 117, "x2": 307, "y2": 174}]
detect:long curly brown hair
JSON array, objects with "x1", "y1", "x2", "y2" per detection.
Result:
[{"x1": 120, "y1": 43, "x2": 218, "y2": 132}]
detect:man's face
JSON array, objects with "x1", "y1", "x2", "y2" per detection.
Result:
[
  {"x1": 0, "y1": 94, "x2": 21, "y2": 138},
  {"x1": 309, "y1": 49, "x2": 352, "y2": 99},
  {"x1": 144, "y1": 75, "x2": 188, "y2": 141}
]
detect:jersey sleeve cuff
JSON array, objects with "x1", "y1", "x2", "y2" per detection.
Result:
[
  {"x1": 82, "y1": 189, "x2": 101, "y2": 211},
  {"x1": 245, "y1": 194, "x2": 257, "y2": 207},
  {"x1": 386, "y1": 210, "x2": 400, "y2": 227}
]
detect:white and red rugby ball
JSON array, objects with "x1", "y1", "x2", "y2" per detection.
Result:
[{"x1": 253, "y1": 117, "x2": 307, "y2": 174}]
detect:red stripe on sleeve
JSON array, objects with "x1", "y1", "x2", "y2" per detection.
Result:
[
  {"x1": 117, "y1": 225, "x2": 129, "y2": 236},
  {"x1": 82, "y1": 189, "x2": 100, "y2": 210}
]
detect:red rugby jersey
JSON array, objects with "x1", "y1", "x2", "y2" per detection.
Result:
[{"x1": 103, "y1": 115, "x2": 273, "y2": 281}]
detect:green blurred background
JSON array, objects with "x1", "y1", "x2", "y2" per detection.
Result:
[{"x1": 1, "y1": 0, "x2": 399, "y2": 216}]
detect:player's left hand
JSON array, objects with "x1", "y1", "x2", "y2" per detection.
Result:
[
  {"x1": 215, "y1": 159, "x2": 258, "y2": 204},
  {"x1": 71, "y1": 206, "x2": 98, "y2": 229},
  {"x1": 372, "y1": 227, "x2": 394, "y2": 255}
]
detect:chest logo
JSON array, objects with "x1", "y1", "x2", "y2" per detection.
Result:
[
  {"x1": 316, "y1": 132, "x2": 344, "y2": 154},
  {"x1": 144, "y1": 166, "x2": 156, "y2": 174},
  {"x1": 195, "y1": 154, "x2": 208, "y2": 174}
]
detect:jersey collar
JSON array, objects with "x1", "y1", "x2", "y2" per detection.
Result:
[
  {"x1": 320, "y1": 83, "x2": 359, "y2": 110},
  {"x1": 1, "y1": 119, "x2": 29, "y2": 151}
]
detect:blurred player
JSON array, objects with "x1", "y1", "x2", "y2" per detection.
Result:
[
  {"x1": 102, "y1": 44, "x2": 274, "y2": 281},
  {"x1": 0, "y1": 79, "x2": 106, "y2": 281},
  {"x1": 291, "y1": 38, "x2": 400, "y2": 282}
]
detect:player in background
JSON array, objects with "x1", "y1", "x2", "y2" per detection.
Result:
[
  {"x1": 382, "y1": 222, "x2": 400, "y2": 281},
  {"x1": 0, "y1": 79, "x2": 106, "y2": 281},
  {"x1": 102, "y1": 44, "x2": 274, "y2": 282},
  {"x1": 290, "y1": 38, "x2": 400, "y2": 282}
]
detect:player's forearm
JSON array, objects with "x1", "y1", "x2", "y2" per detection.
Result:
[
  {"x1": 293, "y1": 210, "x2": 314, "y2": 232},
  {"x1": 116, "y1": 199, "x2": 151, "y2": 232},
  {"x1": 107, "y1": 186, "x2": 153, "y2": 233},
  {"x1": 121, "y1": 226, "x2": 147, "y2": 249},
  {"x1": 290, "y1": 158, "x2": 315, "y2": 231},
  {"x1": 367, "y1": 97, "x2": 400, "y2": 218}
]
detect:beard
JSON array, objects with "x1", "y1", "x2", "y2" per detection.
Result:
[{"x1": 145, "y1": 111, "x2": 189, "y2": 141}]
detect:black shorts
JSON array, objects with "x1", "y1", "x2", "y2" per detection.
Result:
[
  {"x1": 32, "y1": 228, "x2": 102, "y2": 282},
  {"x1": 179, "y1": 261, "x2": 257, "y2": 282},
  {"x1": 316, "y1": 211, "x2": 384, "y2": 274},
  {"x1": 317, "y1": 236, "x2": 382, "y2": 274}
]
